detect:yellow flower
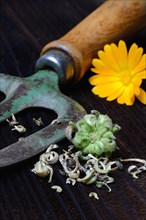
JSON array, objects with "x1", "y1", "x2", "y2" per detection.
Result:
[{"x1": 89, "y1": 40, "x2": 146, "y2": 106}]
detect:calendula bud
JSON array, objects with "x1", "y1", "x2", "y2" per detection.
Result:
[{"x1": 66, "y1": 110, "x2": 121, "y2": 158}]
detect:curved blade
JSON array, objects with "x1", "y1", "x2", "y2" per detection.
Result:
[{"x1": 0, "y1": 121, "x2": 67, "y2": 168}]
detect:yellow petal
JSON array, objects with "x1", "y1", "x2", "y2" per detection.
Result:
[
  {"x1": 118, "y1": 40, "x2": 128, "y2": 69},
  {"x1": 132, "y1": 77, "x2": 142, "y2": 87},
  {"x1": 92, "y1": 81, "x2": 123, "y2": 97},
  {"x1": 134, "y1": 87, "x2": 140, "y2": 96},
  {"x1": 89, "y1": 75, "x2": 119, "y2": 85},
  {"x1": 107, "y1": 86, "x2": 125, "y2": 101},
  {"x1": 89, "y1": 75, "x2": 99, "y2": 85},
  {"x1": 91, "y1": 58, "x2": 115, "y2": 75},
  {"x1": 117, "y1": 85, "x2": 135, "y2": 105},
  {"x1": 123, "y1": 85, "x2": 135, "y2": 105},
  {"x1": 130, "y1": 95, "x2": 135, "y2": 105},
  {"x1": 110, "y1": 43, "x2": 122, "y2": 68},
  {"x1": 98, "y1": 50, "x2": 119, "y2": 72},
  {"x1": 92, "y1": 58, "x2": 104, "y2": 68},
  {"x1": 128, "y1": 45, "x2": 143, "y2": 70},
  {"x1": 103, "y1": 44, "x2": 121, "y2": 70},
  {"x1": 117, "y1": 92, "x2": 125, "y2": 104},
  {"x1": 91, "y1": 67, "x2": 101, "y2": 74},
  {"x1": 128, "y1": 43, "x2": 138, "y2": 56},
  {"x1": 136, "y1": 88, "x2": 146, "y2": 104},
  {"x1": 91, "y1": 67, "x2": 114, "y2": 75},
  {"x1": 135, "y1": 70, "x2": 146, "y2": 79},
  {"x1": 132, "y1": 54, "x2": 146, "y2": 74}
]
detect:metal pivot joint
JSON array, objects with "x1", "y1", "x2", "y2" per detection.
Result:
[{"x1": 35, "y1": 50, "x2": 75, "y2": 86}]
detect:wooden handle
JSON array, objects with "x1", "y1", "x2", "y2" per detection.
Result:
[{"x1": 41, "y1": 0, "x2": 146, "y2": 82}]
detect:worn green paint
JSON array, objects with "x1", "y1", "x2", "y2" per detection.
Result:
[
  {"x1": 0, "y1": 70, "x2": 60, "y2": 120},
  {"x1": 0, "y1": 70, "x2": 86, "y2": 167}
]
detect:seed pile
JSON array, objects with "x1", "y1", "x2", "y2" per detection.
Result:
[
  {"x1": 31, "y1": 111, "x2": 146, "y2": 199},
  {"x1": 31, "y1": 143, "x2": 146, "y2": 199}
]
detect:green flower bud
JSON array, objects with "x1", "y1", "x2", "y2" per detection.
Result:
[{"x1": 68, "y1": 110, "x2": 121, "y2": 158}]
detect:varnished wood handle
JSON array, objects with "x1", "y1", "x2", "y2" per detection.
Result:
[{"x1": 41, "y1": 0, "x2": 146, "y2": 82}]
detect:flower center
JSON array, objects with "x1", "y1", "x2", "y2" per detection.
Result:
[
  {"x1": 120, "y1": 70, "x2": 132, "y2": 85},
  {"x1": 90, "y1": 131, "x2": 100, "y2": 142}
]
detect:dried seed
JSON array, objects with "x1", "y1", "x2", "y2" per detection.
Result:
[
  {"x1": 66, "y1": 178, "x2": 76, "y2": 186},
  {"x1": 18, "y1": 137, "x2": 24, "y2": 141},
  {"x1": 128, "y1": 165, "x2": 138, "y2": 174},
  {"x1": 120, "y1": 158, "x2": 146, "y2": 178},
  {"x1": 40, "y1": 151, "x2": 59, "y2": 165},
  {"x1": 51, "y1": 185, "x2": 62, "y2": 193},
  {"x1": 31, "y1": 161, "x2": 53, "y2": 182},
  {"x1": 12, "y1": 125, "x2": 26, "y2": 133},
  {"x1": 12, "y1": 113, "x2": 16, "y2": 122},
  {"x1": 6, "y1": 113, "x2": 19, "y2": 126},
  {"x1": 46, "y1": 144, "x2": 59, "y2": 153},
  {"x1": 89, "y1": 192, "x2": 99, "y2": 200},
  {"x1": 32, "y1": 161, "x2": 50, "y2": 177},
  {"x1": 33, "y1": 117, "x2": 43, "y2": 126}
]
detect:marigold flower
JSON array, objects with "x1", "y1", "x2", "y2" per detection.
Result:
[{"x1": 89, "y1": 40, "x2": 146, "y2": 105}]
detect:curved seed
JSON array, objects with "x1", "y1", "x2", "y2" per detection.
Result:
[
  {"x1": 89, "y1": 192, "x2": 99, "y2": 200},
  {"x1": 66, "y1": 178, "x2": 76, "y2": 186},
  {"x1": 12, "y1": 125, "x2": 26, "y2": 133},
  {"x1": 40, "y1": 151, "x2": 59, "y2": 165},
  {"x1": 51, "y1": 185, "x2": 62, "y2": 193}
]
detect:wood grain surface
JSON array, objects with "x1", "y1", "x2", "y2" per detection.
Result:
[{"x1": 0, "y1": 1, "x2": 146, "y2": 220}]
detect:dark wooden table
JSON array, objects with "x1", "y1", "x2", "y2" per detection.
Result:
[{"x1": 0, "y1": 1, "x2": 146, "y2": 220}]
